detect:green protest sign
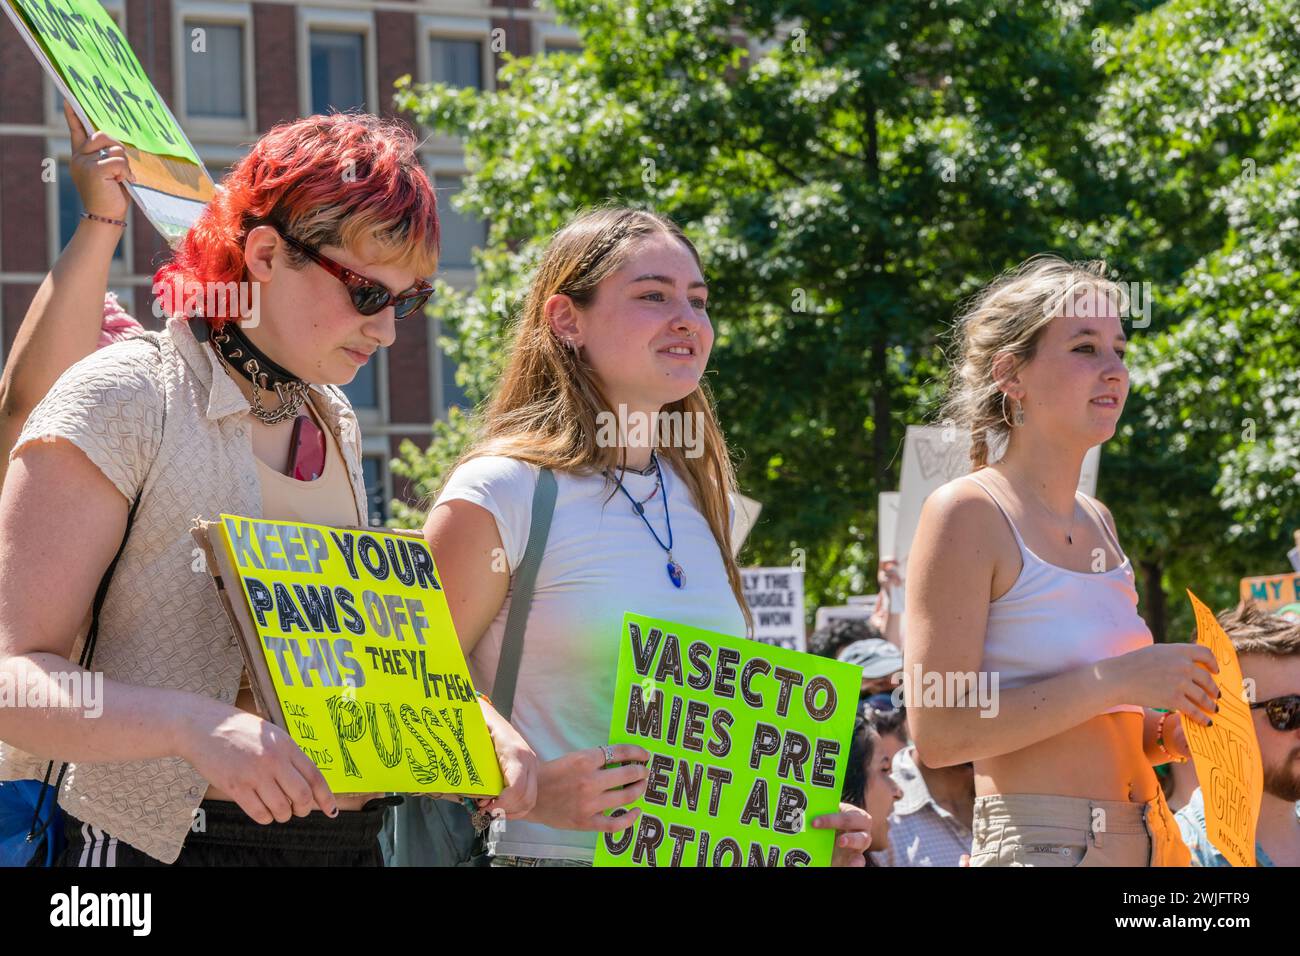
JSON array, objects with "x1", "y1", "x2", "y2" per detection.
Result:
[
  {"x1": 595, "y1": 612, "x2": 862, "y2": 867},
  {"x1": 7, "y1": 0, "x2": 199, "y2": 163}
]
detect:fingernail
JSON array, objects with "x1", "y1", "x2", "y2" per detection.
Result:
[{"x1": 329, "y1": 807, "x2": 339, "y2": 817}]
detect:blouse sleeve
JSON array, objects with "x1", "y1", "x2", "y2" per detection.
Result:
[
  {"x1": 9, "y1": 339, "x2": 164, "y2": 503},
  {"x1": 434, "y1": 455, "x2": 539, "y2": 574}
]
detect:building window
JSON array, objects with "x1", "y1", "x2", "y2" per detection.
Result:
[
  {"x1": 362, "y1": 456, "x2": 387, "y2": 524},
  {"x1": 440, "y1": 346, "x2": 468, "y2": 413},
  {"x1": 58, "y1": 162, "x2": 125, "y2": 262},
  {"x1": 429, "y1": 37, "x2": 483, "y2": 89},
  {"x1": 435, "y1": 175, "x2": 486, "y2": 270},
  {"x1": 343, "y1": 359, "x2": 378, "y2": 409},
  {"x1": 310, "y1": 30, "x2": 367, "y2": 113},
  {"x1": 184, "y1": 22, "x2": 246, "y2": 118},
  {"x1": 545, "y1": 39, "x2": 582, "y2": 53}
]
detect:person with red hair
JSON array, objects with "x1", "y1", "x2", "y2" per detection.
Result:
[{"x1": 0, "y1": 112, "x2": 537, "y2": 866}]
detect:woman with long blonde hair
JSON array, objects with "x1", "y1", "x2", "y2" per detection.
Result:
[
  {"x1": 423, "y1": 206, "x2": 871, "y2": 865},
  {"x1": 905, "y1": 256, "x2": 1219, "y2": 866}
]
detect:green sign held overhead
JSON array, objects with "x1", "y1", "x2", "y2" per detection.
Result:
[
  {"x1": 9, "y1": 0, "x2": 199, "y2": 164},
  {"x1": 595, "y1": 612, "x2": 862, "y2": 867}
]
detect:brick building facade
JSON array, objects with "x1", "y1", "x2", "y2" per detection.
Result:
[{"x1": 0, "y1": 0, "x2": 579, "y2": 521}]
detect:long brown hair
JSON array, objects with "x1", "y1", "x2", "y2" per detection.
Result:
[{"x1": 449, "y1": 206, "x2": 753, "y2": 633}]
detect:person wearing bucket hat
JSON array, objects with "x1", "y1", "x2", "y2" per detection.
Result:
[{"x1": 839, "y1": 638, "x2": 904, "y2": 695}]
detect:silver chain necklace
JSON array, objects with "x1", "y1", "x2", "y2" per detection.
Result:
[{"x1": 210, "y1": 333, "x2": 309, "y2": 425}]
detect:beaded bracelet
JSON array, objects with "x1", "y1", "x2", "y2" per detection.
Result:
[
  {"x1": 80, "y1": 211, "x2": 127, "y2": 228},
  {"x1": 1155, "y1": 709, "x2": 1187, "y2": 763}
]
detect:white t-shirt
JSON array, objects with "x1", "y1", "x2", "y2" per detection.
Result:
[{"x1": 437, "y1": 454, "x2": 748, "y2": 860}]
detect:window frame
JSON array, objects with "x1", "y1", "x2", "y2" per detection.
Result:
[
  {"x1": 416, "y1": 16, "x2": 492, "y2": 153},
  {"x1": 423, "y1": 158, "x2": 485, "y2": 279},
  {"x1": 359, "y1": 449, "x2": 393, "y2": 526},
  {"x1": 173, "y1": 1, "x2": 257, "y2": 138},
  {"x1": 533, "y1": 20, "x2": 582, "y2": 55},
  {"x1": 299, "y1": 7, "x2": 378, "y2": 118}
]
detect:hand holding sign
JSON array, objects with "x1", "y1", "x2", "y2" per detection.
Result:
[
  {"x1": 197, "y1": 516, "x2": 506, "y2": 797},
  {"x1": 177, "y1": 694, "x2": 338, "y2": 824},
  {"x1": 1182, "y1": 591, "x2": 1264, "y2": 868},
  {"x1": 476, "y1": 700, "x2": 540, "y2": 819},
  {"x1": 810, "y1": 802, "x2": 872, "y2": 866},
  {"x1": 595, "y1": 613, "x2": 861, "y2": 867},
  {"x1": 65, "y1": 100, "x2": 132, "y2": 221},
  {"x1": 1106, "y1": 642, "x2": 1220, "y2": 724},
  {"x1": 5, "y1": 0, "x2": 216, "y2": 242},
  {"x1": 531, "y1": 744, "x2": 651, "y2": 833},
  {"x1": 9, "y1": 0, "x2": 198, "y2": 163}
]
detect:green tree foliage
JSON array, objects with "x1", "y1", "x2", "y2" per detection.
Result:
[
  {"x1": 390, "y1": 0, "x2": 1295, "y2": 639},
  {"x1": 1088, "y1": 0, "x2": 1300, "y2": 640}
]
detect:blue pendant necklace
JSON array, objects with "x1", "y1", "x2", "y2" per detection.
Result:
[{"x1": 605, "y1": 452, "x2": 684, "y2": 588}]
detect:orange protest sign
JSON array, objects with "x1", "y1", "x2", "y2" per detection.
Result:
[
  {"x1": 1239, "y1": 572, "x2": 1300, "y2": 611},
  {"x1": 1182, "y1": 591, "x2": 1264, "y2": 867}
]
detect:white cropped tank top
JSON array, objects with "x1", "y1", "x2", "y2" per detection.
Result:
[{"x1": 965, "y1": 473, "x2": 1151, "y2": 716}]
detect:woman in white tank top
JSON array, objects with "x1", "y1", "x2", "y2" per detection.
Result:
[{"x1": 905, "y1": 257, "x2": 1220, "y2": 867}]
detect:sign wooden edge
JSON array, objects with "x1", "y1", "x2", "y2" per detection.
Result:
[{"x1": 190, "y1": 520, "x2": 287, "y2": 732}]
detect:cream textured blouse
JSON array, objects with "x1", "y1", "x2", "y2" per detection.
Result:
[{"x1": 0, "y1": 315, "x2": 368, "y2": 863}]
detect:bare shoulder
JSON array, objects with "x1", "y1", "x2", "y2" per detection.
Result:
[{"x1": 918, "y1": 474, "x2": 1008, "y2": 542}]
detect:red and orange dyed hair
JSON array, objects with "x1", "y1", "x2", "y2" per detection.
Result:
[{"x1": 156, "y1": 113, "x2": 439, "y2": 328}]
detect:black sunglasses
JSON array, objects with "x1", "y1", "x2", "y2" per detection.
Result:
[
  {"x1": 270, "y1": 225, "x2": 433, "y2": 320},
  {"x1": 1251, "y1": 694, "x2": 1300, "y2": 732}
]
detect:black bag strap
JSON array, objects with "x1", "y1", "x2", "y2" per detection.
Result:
[
  {"x1": 26, "y1": 485, "x2": 143, "y2": 846},
  {"x1": 27, "y1": 335, "x2": 167, "y2": 846},
  {"x1": 490, "y1": 467, "x2": 557, "y2": 721}
]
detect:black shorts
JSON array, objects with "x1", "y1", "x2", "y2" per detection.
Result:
[{"x1": 56, "y1": 796, "x2": 402, "y2": 867}]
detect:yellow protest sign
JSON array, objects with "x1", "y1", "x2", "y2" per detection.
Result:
[
  {"x1": 198, "y1": 515, "x2": 503, "y2": 797},
  {"x1": 1183, "y1": 590, "x2": 1264, "y2": 867},
  {"x1": 1239, "y1": 572, "x2": 1300, "y2": 612}
]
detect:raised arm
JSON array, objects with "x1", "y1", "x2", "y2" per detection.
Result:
[{"x1": 0, "y1": 103, "x2": 134, "y2": 482}]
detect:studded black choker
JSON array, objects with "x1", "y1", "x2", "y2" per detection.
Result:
[{"x1": 204, "y1": 319, "x2": 310, "y2": 425}]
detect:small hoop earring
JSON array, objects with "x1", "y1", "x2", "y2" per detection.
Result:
[{"x1": 1001, "y1": 392, "x2": 1025, "y2": 428}]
